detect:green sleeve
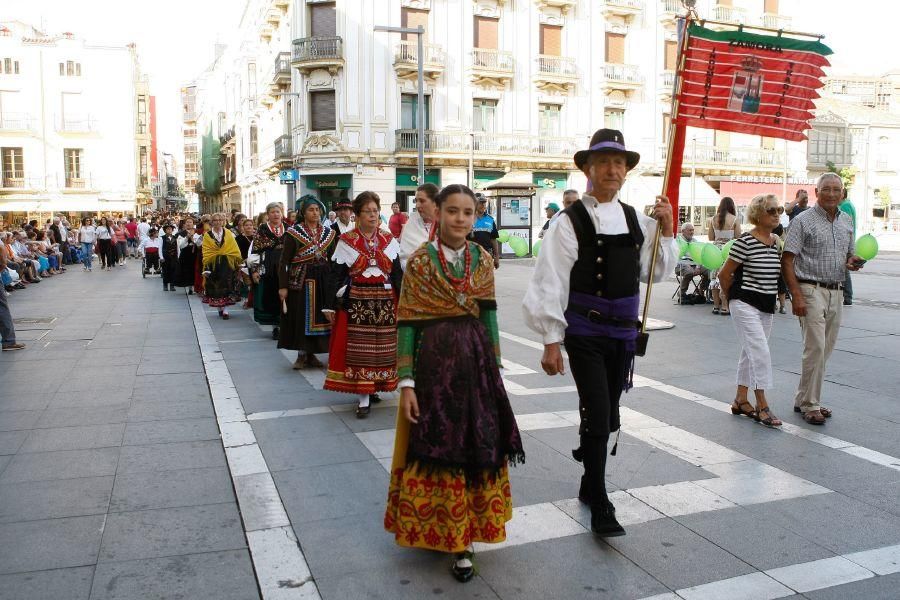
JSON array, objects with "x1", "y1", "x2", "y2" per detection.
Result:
[
  {"x1": 397, "y1": 325, "x2": 418, "y2": 380},
  {"x1": 479, "y1": 307, "x2": 502, "y2": 367}
]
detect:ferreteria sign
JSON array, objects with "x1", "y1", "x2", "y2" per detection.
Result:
[{"x1": 727, "y1": 175, "x2": 816, "y2": 184}]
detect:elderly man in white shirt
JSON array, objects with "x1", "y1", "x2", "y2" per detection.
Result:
[{"x1": 522, "y1": 128, "x2": 676, "y2": 538}]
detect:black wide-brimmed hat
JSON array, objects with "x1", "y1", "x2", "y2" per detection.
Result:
[
  {"x1": 573, "y1": 128, "x2": 640, "y2": 171},
  {"x1": 334, "y1": 199, "x2": 352, "y2": 210}
]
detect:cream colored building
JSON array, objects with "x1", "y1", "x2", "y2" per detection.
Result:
[
  {"x1": 192, "y1": 0, "x2": 805, "y2": 232},
  {"x1": 0, "y1": 20, "x2": 150, "y2": 226}
]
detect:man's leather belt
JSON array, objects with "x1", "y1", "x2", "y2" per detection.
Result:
[
  {"x1": 568, "y1": 303, "x2": 638, "y2": 328},
  {"x1": 797, "y1": 278, "x2": 843, "y2": 290}
]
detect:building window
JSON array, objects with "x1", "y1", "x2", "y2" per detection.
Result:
[
  {"x1": 473, "y1": 99, "x2": 497, "y2": 133},
  {"x1": 401, "y1": 7, "x2": 429, "y2": 41},
  {"x1": 539, "y1": 24, "x2": 562, "y2": 55},
  {"x1": 310, "y1": 91, "x2": 336, "y2": 131},
  {"x1": 247, "y1": 63, "x2": 257, "y2": 101},
  {"x1": 400, "y1": 93, "x2": 430, "y2": 130},
  {"x1": 664, "y1": 40, "x2": 678, "y2": 70},
  {"x1": 137, "y1": 96, "x2": 148, "y2": 134},
  {"x1": 64, "y1": 148, "x2": 83, "y2": 187},
  {"x1": 764, "y1": 0, "x2": 779, "y2": 13},
  {"x1": 539, "y1": 103, "x2": 561, "y2": 137},
  {"x1": 1, "y1": 147, "x2": 24, "y2": 187},
  {"x1": 877, "y1": 136, "x2": 890, "y2": 170},
  {"x1": 249, "y1": 124, "x2": 258, "y2": 168},
  {"x1": 605, "y1": 33, "x2": 625, "y2": 64},
  {"x1": 474, "y1": 16, "x2": 499, "y2": 50},
  {"x1": 59, "y1": 61, "x2": 82, "y2": 77},
  {"x1": 310, "y1": 1, "x2": 337, "y2": 37},
  {"x1": 604, "y1": 108, "x2": 624, "y2": 131},
  {"x1": 1, "y1": 58, "x2": 20, "y2": 75},
  {"x1": 807, "y1": 125, "x2": 851, "y2": 166},
  {"x1": 139, "y1": 146, "x2": 149, "y2": 188}
]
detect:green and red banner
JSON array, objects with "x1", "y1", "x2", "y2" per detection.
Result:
[{"x1": 676, "y1": 24, "x2": 833, "y2": 141}]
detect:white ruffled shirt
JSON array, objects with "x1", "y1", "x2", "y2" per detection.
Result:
[
  {"x1": 522, "y1": 193, "x2": 678, "y2": 345},
  {"x1": 399, "y1": 211, "x2": 434, "y2": 270}
]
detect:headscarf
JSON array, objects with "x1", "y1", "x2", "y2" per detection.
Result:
[
  {"x1": 202, "y1": 227, "x2": 243, "y2": 271},
  {"x1": 297, "y1": 195, "x2": 326, "y2": 220}
]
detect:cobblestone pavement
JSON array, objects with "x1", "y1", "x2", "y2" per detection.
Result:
[{"x1": 2, "y1": 255, "x2": 900, "y2": 599}]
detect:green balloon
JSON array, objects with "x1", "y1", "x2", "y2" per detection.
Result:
[
  {"x1": 677, "y1": 238, "x2": 689, "y2": 258},
  {"x1": 856, "y1": 233, "x2": 878, "y2": 261},
  {"x1": 688, "y1": 242, "x2": 704, "y2": 264},
  {"x1": 497, "y1": 230, "x2": 510, "y2": 243},
  {"x1": 532, "y1": 239, "x2": 542, "y2": 257},
  {"x1": 721, "y1": 239, "x2": 736, "y2": 260},
  {"x1": 701, "y1": 243, "x2": 725, "y2": 270},
  {"x1": 508, "y1": 235, "x2": 528, "y2": 257}
]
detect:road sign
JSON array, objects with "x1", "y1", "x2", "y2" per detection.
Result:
[{"x1": 279, "y1": 169, "x2": 298, "y2": 185}]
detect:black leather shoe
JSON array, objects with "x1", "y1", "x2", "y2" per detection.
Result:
[
  {"x1": 451, "y1": 553, "x2": 475, "y2": 583},
  {"x1": 591, "y1": 502, "x2": 625, "y2": 537},
  {"x1": 369, "y1": 393, "x2": 382, "y2": 404},
  {"x1": 271, "y1": 326, "x2": 279, "y2": 340},
  {"x1": 356, "y1": 405, "x2": 370, "y2": 419}
]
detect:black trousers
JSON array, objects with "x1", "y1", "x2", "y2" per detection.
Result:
[
  {"x1": 145, "y1": 253, "x2": 160, "y2": 272},
  {"x1": 565, "y1": 334, "x2": 627, "y2": 508},
  {"x1": 161, "y1": 260, "x2": 177, "y2": 285},
  {"x1": 98, "y1": 239, "x2": 115, "y2": 268}
]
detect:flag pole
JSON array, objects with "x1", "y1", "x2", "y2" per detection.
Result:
[{"x1": 639, "y1": 8, "x2": 693, "y2": 335}]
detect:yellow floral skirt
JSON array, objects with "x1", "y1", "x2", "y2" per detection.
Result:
[{"x1": 383, "y1": 412, "x2": 513, "y2": 554}]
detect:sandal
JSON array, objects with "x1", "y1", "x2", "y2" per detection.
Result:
[
  {"x1": 731, "y1": 400, "x2": 757, "y2": 418},
  {"x1": 802, "y1": 410, "x2": 826, "y2": 425},
  {"x1": 793, "y1": 406, "x2": 832, "y2": 418},
  {"x1": 755, "y1": 406, "x2": 782, "y2": 428}
]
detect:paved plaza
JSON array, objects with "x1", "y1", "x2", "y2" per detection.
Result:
[{"x1": 2, "y1": 256, "x2": 900, "y2": 599}]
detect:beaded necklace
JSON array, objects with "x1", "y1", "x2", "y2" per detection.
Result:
[
  {"x1": 268, "y1": 222, "x2": 284, "y2": 238},
  {"x1": 437, "y1": 239, "x2": 472, "y2": 305},
  {"x1": 359, "y1": 227, "x2": 379, "y2": 267}
]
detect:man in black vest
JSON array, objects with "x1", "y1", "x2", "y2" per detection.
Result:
[{"x1": 523, "y1": 129, "x2": 677, "y2": 536}]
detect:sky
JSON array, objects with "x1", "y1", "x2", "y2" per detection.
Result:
[{"x1": 3, "y1": 0, "x2": 897, "y2": 159}]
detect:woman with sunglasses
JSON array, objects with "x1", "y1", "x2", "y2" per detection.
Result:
[{"x1": 718, "y1": 194, "x2": 784, "y2": 428}]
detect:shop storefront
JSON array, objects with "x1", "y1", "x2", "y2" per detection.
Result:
[
  {"x1": 532, "y1": 171, "x2": 569, "y2": 233},
  {"x1": 303, "y1": 174, "x2": 353, "y2": 212},
  {"x1": 394, "y1": 169, "x2": 440, "y2": 212}
]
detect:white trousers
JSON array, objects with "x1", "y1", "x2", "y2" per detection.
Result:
[
  {"x1": 730, "y1": 299, "x2": 774, "y2": 391},
  {"x1": 794, "y1": 283, "x2": 842, "y2": 413}
]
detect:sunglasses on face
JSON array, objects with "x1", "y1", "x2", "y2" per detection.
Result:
[{"x1": 765, "y1": 207, "x2": 781, "y2": 216}]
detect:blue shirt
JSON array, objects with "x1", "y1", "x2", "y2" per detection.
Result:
[{"x1": 469, "y1": 214, "x2": 498, "y2": 252}]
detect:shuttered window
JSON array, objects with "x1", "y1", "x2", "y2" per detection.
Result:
[
  {"x1": 474, "y1": 17, "x2": 499, "y2": 49},
  {"x1": 310, "y1": 90, "x2": 336, "y2": 131},
  {"x1": 664, "y1": 40, "x2": 678, "y2": 70},
  {"x1": 401, "y1": 8, "x2": 429, "y2": 41},
  {"x1": 714, "y1": 130, "x2": 730, "y2": 148},
  {"x1": 662, "y1": 114, "x2": 672, "y2": 144},
  {"x1": 605, "y1": 33, "x2": 625, "y2": 64},
  {"x1": 718, "y1": 0, "x2": 732, "y2": 6},
  {"x1": 764, "y1": 0, "x2": 778, "y2": 13},
  {"x1": 310, "y1": 2, "x2": 336, "y2": 37},
  {"x1": 539, "y1": 25, "x2": 562, "y2": 55}
]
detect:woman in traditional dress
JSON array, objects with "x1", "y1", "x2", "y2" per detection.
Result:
[
  {"x1": 175, "y1": 216, "x2": 201, "y2": 294},
  {"x1": 399, "y1": 182, "x2": 438, "y2": 270},
  {"x1": 194, "y1": 215, "x2": 210, "y2": 298},
  {"x1": 278, "y1": 196, "x2": 337, "y2": 369},
  {"x1": 323, "y1": 191, "x2": 402, "y2": 418},
  {"x1": 201, "y1": 213, "x2": 244, "y2": 319},
  {"x1": 235, "y1": 217, "x2": 256, "y2": 307},
  {"x1": 249, "y1": 202, "x2": 286, "y2": 338},
  {"x1": 384, "y1": 184, "x2": 524, "y2": 582},
  {"x1": 160, "y1": 223, "x2": 179, "y2": 291}
]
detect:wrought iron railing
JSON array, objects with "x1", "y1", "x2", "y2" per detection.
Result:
[
  {"x1": 472, "y1": 49, "x2": 514, "y2": 71},
  {"x1": 292, "y1": 37, "x2": 343, "y2": 62},
  {"x1": 395, "y1": 130, "x2": 579, "y2": 157},
  {"x1": 395, "y1": 41, "x2": 446, "y2": 65},
  {"x1": 536, "y1": 55, "x2": 577, "y2": 77}
]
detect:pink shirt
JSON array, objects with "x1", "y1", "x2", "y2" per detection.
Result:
[{"x1": 114, "y1": 227, "x2": 127, "y2": 243}]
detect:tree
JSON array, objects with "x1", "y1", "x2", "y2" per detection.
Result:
[{"x1": 825, "y1": 161, "x2": 856, "y2": 190}]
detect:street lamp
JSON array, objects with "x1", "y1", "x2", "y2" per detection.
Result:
[{"x1": 374, "y1": 24, "x2": 425, "y2": 186}]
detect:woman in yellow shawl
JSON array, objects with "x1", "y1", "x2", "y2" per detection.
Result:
[{"x1": 202, "y1": 213, "x2": 244, "y2": 319}]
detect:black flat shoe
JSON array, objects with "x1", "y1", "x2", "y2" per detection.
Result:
[
  {"x1": 578, "y1": 475, "x2": 591, "y2": 505},
  {"x1": 356, "y1": 405, "x2": 370, "y2": 419},
  {"x1": 369, "y1": 393, "x2": 382, "y2": 404},
  {"x1": 591, "y1": 502, "x2": 625, "y2": 537},
  {"x1": 271, "y1": 326, "x2": 279, "y2": 340},
  {"x1": 451, "y1": 552, "x2": 475, "y2": 583}
]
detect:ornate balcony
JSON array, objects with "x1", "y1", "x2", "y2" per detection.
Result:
[
  {"x1": 760, "y1": 13, "x2": 792, "y2": 29},
  {"x1": 536, "y1": 0, "x2": 577, "y2": 14},
  {"x1": 265, "y1": 6, "x2": 281, "y2": 25},
  {"x1": 658, "y1": 0, "x2": 681, "y2": 24},
  {"x1": 658, "y1": 70, "x2": 676, "y2": 99},
  {"x1": 56, "y1": 114, "x2": 96, "y2": 134},
  {"x1": 393, "y1": 41, "x2": 446, "y2": 81},
  {"x1": 471, "y1": 49, "x2": 514, "y2": 88},
  {"x1": 292, "y1": 36, "x2": 344, "y2": 74},
  {"x1": 0, "y1": 112, "x2": 36, "y2": 133},
  {"x1": 601, "y1": 63, "x2": 643, "y2": 92},
  {"x1": 534, "y1": 55, "x2": 577, "y2": 93},
  {"x1": 712, "y1": 5, "x2": 747, "y2": 24},
  {"x1": 269, "y1": 51, "x2": 291, "y2": 94},
  {"x1": 600, "y1": 0, "x2": 643, "y2": 20},
  {"x1": 0, "y1": 174, "x2": 43, "y2": 193},
  {"x1": 395, "y1": 130, "x2": 579, "y2": 168},
  {"x1": 659, "y1": 144, "x2": 785, "y2": 175}
]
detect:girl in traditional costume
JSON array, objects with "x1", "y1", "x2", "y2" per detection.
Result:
[
  {"x1": 249, "y1": 202, "x2": 286, "y2": 338},
  {"x1": 278, "y1": 196, "x2": 337, "y2": 369},
  {"x1": 175, "y1": 216, "x2": 200, "y2": 294},
  {"x1": 398, "y1": 182, "x2": 438, "y2": 270},
  {"x1": 160, "y1": 223, "x2": 179, "y2": 291},
  {"x1": 323, "y1": 191, "x2": 402, "y2": 418},
  {"x1": 235, "y1": 217, "x2": 256, "y2": 307},
  {"x1": 202, "y1": 213, "x2": 244, "y2": 320},
  {"x1": 384, "y1": 184, "x2": 524, "y2": 582}
]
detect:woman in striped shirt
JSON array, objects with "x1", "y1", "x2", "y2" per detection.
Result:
[{"x1": 718, "y1": 194, "x2": 784, "y2": 428}]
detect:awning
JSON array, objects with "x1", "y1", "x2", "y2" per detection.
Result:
[
  {"x1": 619, "y1": 175, "x2": 720, "y2": 208},
  {"x1": 719, "y1": 181, "x2": 814, "y2": 205}
]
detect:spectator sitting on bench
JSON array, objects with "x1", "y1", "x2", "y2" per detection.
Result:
[{"x1": 675, "y1": 222, "x2": 709, "y2": 304}]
